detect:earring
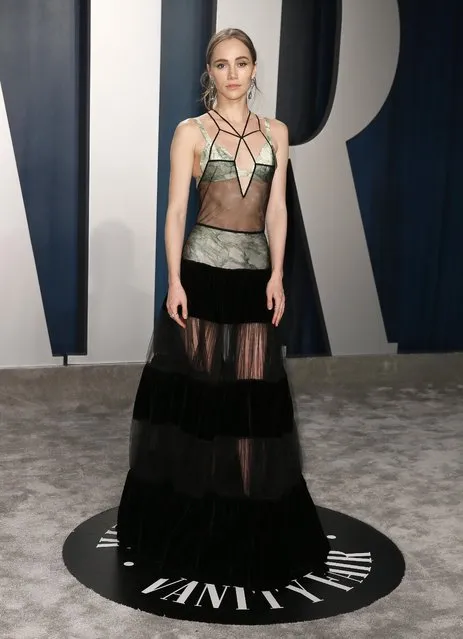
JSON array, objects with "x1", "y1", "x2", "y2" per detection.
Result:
[
  {"x1": 209, "y1": 76, "x2": 217, "y2": 100},
  {"x1": 248, "y1": 77, "x2": 256, "y2": 101}
]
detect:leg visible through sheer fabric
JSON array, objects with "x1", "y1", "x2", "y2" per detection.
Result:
[
  {"x1": 182, "y1": 317, "x2": 218, "y2": 373},
  {"x1": 182, "y1": 318, "x2": 268, "y2": 496},
  {"x1": 236, "y1": 323, "x2": 267, "y2": 496}
]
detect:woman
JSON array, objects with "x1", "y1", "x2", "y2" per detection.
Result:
[{"x1": 117, "y1": 27, "x2": 330, "y2": 590}]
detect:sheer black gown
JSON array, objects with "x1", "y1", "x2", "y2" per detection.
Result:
[{"x1": 116, "y1": 110, "x2": 331, "y2": 589}]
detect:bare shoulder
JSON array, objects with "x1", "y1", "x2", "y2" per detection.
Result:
[
  {"x1": 267, "y1": 117, "x2": 288, "y2": 139},
  {"x1": 171, "y1": 117, "x2": 202, "y2": 148},
  {"x1": 194, "y1": 111, "x2": 212, "y2": 124},
  {"x1": 263, "y1": 117, "x2": 288, "y2": 153}
]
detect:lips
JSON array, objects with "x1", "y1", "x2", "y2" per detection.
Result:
[{"x1": 226, "y1": 84, "x2": 240, "y2": 89}]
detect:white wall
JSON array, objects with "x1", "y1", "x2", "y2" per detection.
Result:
[
  {"x1": 215, "y1": 0, "x2": 282, "y2": 119},
  {"x1": 69, "y1": 0, "x2": 161, "y2": 365}
]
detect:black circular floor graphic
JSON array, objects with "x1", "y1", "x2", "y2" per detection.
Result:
[{"x1": 63, "y1": 506, "x2": 405, "y2": 625}]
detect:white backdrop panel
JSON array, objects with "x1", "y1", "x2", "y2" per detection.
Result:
[
  {"x1": 69, "y1": 0, "x2": 161, "y2": 365},
  {"x1": 215, "y1": 0, "x2": 282, "y2": 118}
]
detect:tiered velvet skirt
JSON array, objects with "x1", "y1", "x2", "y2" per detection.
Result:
[{"x1": 117, "y1": 226, "x2": 330, "y2": 589}]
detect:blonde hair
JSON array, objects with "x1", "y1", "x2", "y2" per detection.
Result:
[{"x1": 200, "y1": 28, "x2": 258, "y2": 110}]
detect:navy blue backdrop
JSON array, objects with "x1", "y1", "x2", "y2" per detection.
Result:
[
  {"x1": 348, "y1": 0, "x2": 463, "y2": 354},
  {"x1": 1, "y1": 0, "x2": 462, "y2": 357},
  {"x1": 154, "y1": 0, "x2": 216, "y2": 314},
  {"x1": 277, "y1": 0, "x2": 463, "y2": 355},
  {"x1": 0, "y1": 0, "x2": 89, "y2": 356},
  {"x1": 276, "y1": 0, "x2": 340, "y2": 356}
]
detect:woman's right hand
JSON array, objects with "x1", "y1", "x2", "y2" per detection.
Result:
[{"x1": 166, "y1": 281, "x2": 188, "y2": 329}]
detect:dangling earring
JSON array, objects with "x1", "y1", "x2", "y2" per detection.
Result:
[
  {"x1": 248, "y1": 77, "x2": 256, "y2": 101},
  {"x1": 209, "y1": 76, "x2": 217, "y2": 106}
]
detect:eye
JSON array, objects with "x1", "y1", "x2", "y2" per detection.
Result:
[
  {"x1": 238, "y1": 62, "x2": 248, "y2": 67},
  {"x1": 216, "y1": 63, "x2": 225, "y2": 69}
]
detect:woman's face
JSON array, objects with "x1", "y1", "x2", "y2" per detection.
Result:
[{"x1": 208, "y1": 37, "x2": 256, "y2": 104}]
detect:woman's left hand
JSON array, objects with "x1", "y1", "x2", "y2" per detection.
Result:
[{"x1": 266, "y1": 274, "x2": 285, "y2": 326}]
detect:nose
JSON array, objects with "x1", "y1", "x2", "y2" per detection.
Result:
[{"x1": 228, "y1": 65, "x2": 238, "y2": 79}]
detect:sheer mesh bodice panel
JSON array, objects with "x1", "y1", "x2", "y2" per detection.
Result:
[{"x1": 195, "y1": 110, "x2": 276, "y2": 232}]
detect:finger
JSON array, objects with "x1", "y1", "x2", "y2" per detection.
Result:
[
  {"x1": 175, "y1": 316, "x2": 186, "y2": 329},
  {"x1": 177, "y1": 303, "x2": 187, "y2": 327},
  {"x1": 169, "y1": 310, "x2": 186, "y2": 329},
  {"x1": 267, "y1": 295, "x2": 274, "y2": 311},
  {"x1": 276, "y1": 301, "x2": 285, "y2": 326},
  {"x1": 167, "y1": 305, "x2": 180, "y2": 321},
  {"x1": 272, "y1": 297, "x2": 279, "y2": 324},
  {"x1": 272, "y1": 294, "x2": 280, "y2": 324},
  {"x1": 166, "y1": 300, "x2": 178, "y2": 315},
  {"x1": 176, "y1": 300, "x2": 188, "y2": 326},
  {"x1": 275, "y1": 298, "x2": 285, "y2": 326}
]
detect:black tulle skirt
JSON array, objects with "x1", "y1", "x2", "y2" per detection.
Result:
[{"x1": 117, "y1": 256, "x2": 331, "y2": 589}]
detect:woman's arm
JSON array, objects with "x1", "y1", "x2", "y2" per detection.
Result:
[
  {"x1": 265, "y1": 119, "x2": 289, "y2": 326},
  {"x1": 165, "y1": 119, "x2": 196, "y2": 286},
  {"x1": 164, "y1": 119, "x2": 197, "y2": 327}
]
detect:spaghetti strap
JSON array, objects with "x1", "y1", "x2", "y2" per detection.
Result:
[
  {"x1": 194, "y1": 116, "x2": 212, "y2": 144},
  {"x1": 264, "y1": 117, "x2": 273, "y2": 144}
]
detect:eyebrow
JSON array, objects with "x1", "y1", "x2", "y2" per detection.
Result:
[{"x1": 213, "y1": 56, "x2": 250, "y2": 63}]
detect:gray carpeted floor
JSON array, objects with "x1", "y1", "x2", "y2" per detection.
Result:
[{"x1": 1, "y1": 361, "x2": 462, "y2": 638}]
